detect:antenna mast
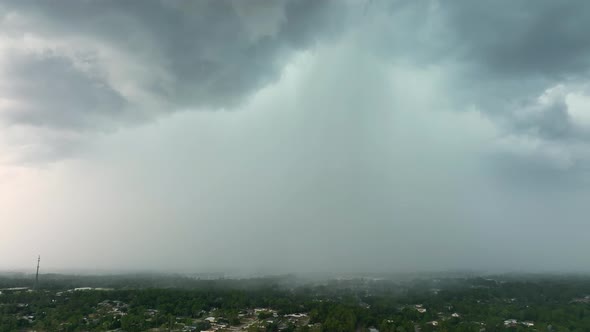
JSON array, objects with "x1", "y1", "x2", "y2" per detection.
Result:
[{"x1": 35, "y1": 255, "x2": 40, "y2": 289}]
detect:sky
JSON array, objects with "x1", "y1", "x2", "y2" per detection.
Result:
[{"x1": 1, "y1": 0, "x2": 590, "y2": 275}]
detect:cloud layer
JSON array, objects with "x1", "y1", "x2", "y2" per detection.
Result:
[
  {"x1": 2, "y1": 0, "x2": 590, "y2": 273},
  {"x1": 0, "y1": 0, "x2": 343, "y2": 129}
]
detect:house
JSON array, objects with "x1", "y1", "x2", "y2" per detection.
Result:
[
  {"x1": 451, "y1": 313, "x2": 460, "y2": 318},
  {"x1": 204, "y1": 317, "x2": 216, "y2": 323},
  {"x1": 285, "y1": 313, "x2": 307, "y2": 318},
  {"x1": 360, "y1": 302, "x2": 371, "y2": 309},
  {"x1": 427, "y1": 321, "x2": 438, "y2": 326},
  {"x1": 504, "y1": 319, "x2": 517, "y2": 327},
  {"x1": 416, "y1": 308, "x2": 427, "y2": 313},
  {"x1": 522, "y1": 321, "x2": 534, "y2": 327}
]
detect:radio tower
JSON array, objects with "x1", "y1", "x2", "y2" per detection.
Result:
[{"x1": 35, "y1": 255, "x2": 40, "y2": 290}]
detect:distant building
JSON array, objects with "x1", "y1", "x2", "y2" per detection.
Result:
[
  {"x1": 0, "y1": 287, "x2": 29, "y2": 293},
  {"x1": 285, "y1": 313, "x2": 307, "y2": 318}
]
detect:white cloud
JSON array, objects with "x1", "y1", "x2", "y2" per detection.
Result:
[{"x1": 566, "y1": 88, "x2": 590, "y2": 131}]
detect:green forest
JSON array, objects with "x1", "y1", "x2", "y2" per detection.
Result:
[{"x1": 1, "y1": 274, "x2": 590, "y2": 332}]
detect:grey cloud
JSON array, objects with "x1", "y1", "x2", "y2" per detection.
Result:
[
  {"x1": 0, "y1": 0, "x2": 346, "y2": 131},
  {"x1": 4, "y1": 0, "x2": 590, "y2": 127},
  {"x1": 0, "y1": 50, "x2": 126, "y2": 130},
  {"x1": 512, "y1": 90, "x2": 573, "y2": 140},
  {"x1": 386, "y1": 0, "x2": 590, "y2": 171},
  {"x1": 4, "y1": 1, "x2": 590, "y2": 273},
  {"x1": 2, "y1": 0, "x2": 590, "y2": 171},
  {"x1": 364, "y1": 0, "x2": 590, "y2": 79},
  {"x1": 485, "y1": 84, "x2": 590, "y2": 177},
  {"x1": 439, "y1": 0, "x2": 590, "y2": 79},
  {"x1": 356, "y1": 1, "x2": 590, "y2": 126}
]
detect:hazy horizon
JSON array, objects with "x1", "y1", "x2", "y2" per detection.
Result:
[
  {"x1": 2, "y1": 1, "x2": 590, "y2": 274},
  {"x1": 4, "y1": 266, "x2": 590, "y2": 280}
]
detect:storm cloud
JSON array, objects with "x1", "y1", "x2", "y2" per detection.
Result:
[
  {"x1": 2, "y1": 0, "x2": 590, "y2": 274},
  {"x1": 0, "y1": 0, "x2": 344, "y2": 130}
]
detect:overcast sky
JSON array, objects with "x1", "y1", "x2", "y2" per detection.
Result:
[{"x1": 2, "y1": 0, "x2": 590, "y2": 275}]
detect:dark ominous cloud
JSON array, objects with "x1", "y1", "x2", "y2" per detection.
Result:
[
  {"x1": 2, "y1": 0, "x2": 590, "y2": 273},
  {"x1": 440, "y1": 0, "x2": 590, "y2": 78},
  {"x1": 1, "y1": 51, "x2": 127, "y2": 129},
  {"x1": 0, "y1": 0, "x2": 346, "y2": 131},
  {"x1": 1, "y1": 0, "x2": 590, "y2": 134}
]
